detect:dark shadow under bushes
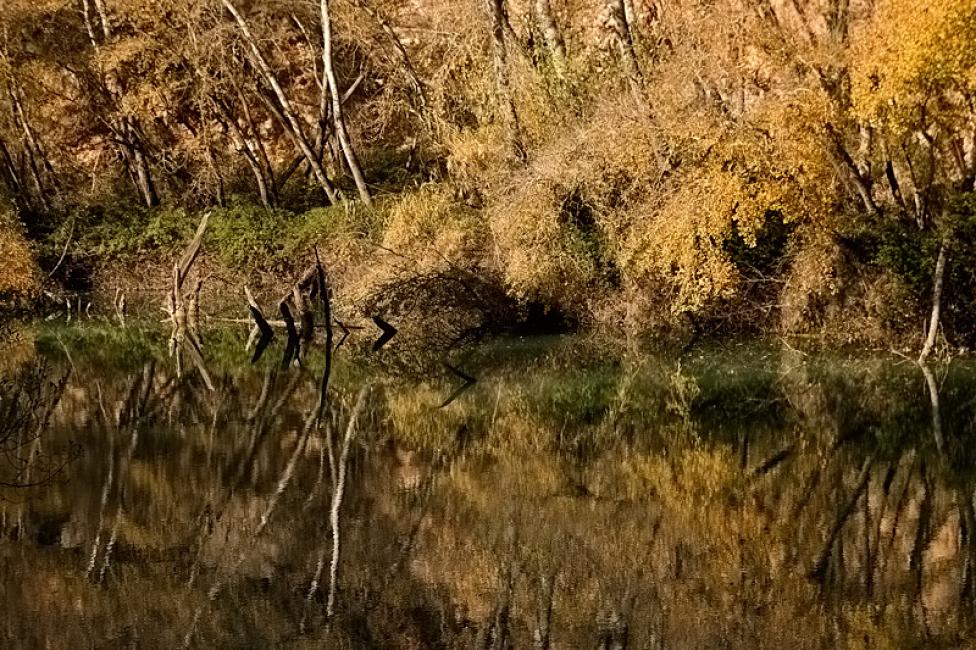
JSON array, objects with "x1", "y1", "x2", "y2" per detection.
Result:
[{"x1": 359, "y1": 266, "x2": 559, "y2": 351}]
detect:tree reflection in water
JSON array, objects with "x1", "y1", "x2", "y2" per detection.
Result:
[{"x1": 2, "y1": 326, "x2": 976, "y2": 648}]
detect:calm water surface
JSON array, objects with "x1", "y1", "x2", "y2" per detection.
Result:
[{"x1": 1, "y1": 323, "x2": 975, "y2": 648}]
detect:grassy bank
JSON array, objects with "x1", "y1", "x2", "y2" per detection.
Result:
[{"x1": 15, "y1": 190, "x2": 975, "y2": 354}]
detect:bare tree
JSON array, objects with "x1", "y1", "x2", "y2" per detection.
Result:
[
  {"x1": 222, "y1": 0, "x2": 340, "y2": 204},
  {"x1": 321, "y1": 0, "x2": 373, "y2": 205}
]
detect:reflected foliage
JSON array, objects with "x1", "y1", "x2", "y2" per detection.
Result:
[{"x1": 2, "y1": 326, "x2": 976, "y2": 647}]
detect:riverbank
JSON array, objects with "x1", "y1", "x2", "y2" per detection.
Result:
[{"x1": 6, "y1": 197, "x2": 951, "y2": 354}]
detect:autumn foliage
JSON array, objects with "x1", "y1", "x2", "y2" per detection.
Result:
[
  {"x1": 0, "y1": 211, "x2": 39, "y2": 308},
  {"x1": 1, "y1": 0, "x2": 975, "y2": 343}
]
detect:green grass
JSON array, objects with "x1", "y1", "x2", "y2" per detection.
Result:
[{"x1": 63, "y1": 198, "x2": 390, "y2": 274}]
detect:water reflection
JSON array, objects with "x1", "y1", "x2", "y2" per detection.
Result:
[{"x1": 2, "y1": 325, "x2": 976, "y2": 647}]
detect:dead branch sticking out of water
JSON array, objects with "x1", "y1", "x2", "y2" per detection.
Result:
[{"x1": 166, "y1": 212, "x2": 212, "y2": 388}]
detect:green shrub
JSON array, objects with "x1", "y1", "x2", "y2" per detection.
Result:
[
  {"x1": 206, "y1": 204, "x2": 295, "y2": 271},
  {"x1": 74, "y1": 204, "x2": 196, "y2": 259}
]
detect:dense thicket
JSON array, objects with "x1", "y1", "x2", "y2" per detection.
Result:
[{"x1": 1, "y1": 0, "x2": 975, "y2": 347}]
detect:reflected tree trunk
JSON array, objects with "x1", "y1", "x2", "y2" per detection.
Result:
[
  {"x1": 533, "y1": 573, "x2": 555, "y2": 650},
  {"x1": 809, "y1": 455, "x2": 874, "y2": 583},
  {"x1": 327, "y1": 385, "x2": 371, "y2": 618},
  {"x1": 920, "y1": 363, "x2": 945, "y2": 456}
]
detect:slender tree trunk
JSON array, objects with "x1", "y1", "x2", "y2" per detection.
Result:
[
  {"x1": 276, "y1": 154, "x2": 306, "y2": 194},
  {"x1": 321, "y1": 0, "x2": 373, "y2": 205},
  {"x1": 125, "y1": 119, "x2": 159, "y2": 207},
  {"x1": 201, "y1": 128, "x2": 226, "y2": 207},
  {"x1": 825, "y1": 124, "x2": 878, "y2": 215},
  {"x1": 7, "y1": 90, "x2": 49, "y2": 208},
  {"x1": 921, "y1": 362, "x2": 945, "y2": 456},
  {"x1": 533, "y1": 574, "x2": 555, "y2": 650},
  {"x1": 327, "y1": 386, "x2": 370, "y2": 618},
  {"x1": 81, "y1": 0, "x2": 99, "y2": 47},
  {"x1": 883, "y1": 155, "x2": 906, "y2": 212},
  {"x1": 919, "y1": 234, "x2": 949, "y2": 363},
  {"x1": 0, "y1": 137, "x2": 23, "y2": 197},
  {"x1": 808, "y1": 456, "x2": 874, "y2": 582},
  {"x1": 607, "y1": 0, "x2": 648, "y2": 115},
  {"x1": 485, "y1": 0, "x2": 527, "y2": 162},
  {"x1": 212, "y1": 96, "x2": 275, "y2": 208},
  {"x1": 92, "y1": 0, "x2": 111, "y2": 39},
  {"x1": 222, "y1": 0, "x2": 340, "y2": 204},
  {"x1": 232, "y1": 80, "x2": 278, "y2": 203},
  {"x1": 11, "y1": 88, "x2": 58, "y2": 187},
  {"x1": 534, "y1": 0, "x2": 567, "y2": 72},
  {"x1": 80, "y1": 0, "x2": 159, "y2": 208}
]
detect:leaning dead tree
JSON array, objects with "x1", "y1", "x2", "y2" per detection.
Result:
[
  {"x1": 165, "y1": 212, "x2": 213, "y2": 389},
  {"x1": 222, "y1": 0, "x2": 341, "y2": 204}
]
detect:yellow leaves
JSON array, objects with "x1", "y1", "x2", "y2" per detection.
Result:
[
  {"x1": 852, "y1": 0, "x2": 976, "y2": 128},
  {"x1": 490, "y1": 178, "x2": 602, "y2": 308},
  {"x1": 0, "y1": 211, "x2": 40, "y2": 309},
  {"x1": 383, "y1": 183, "x2": 486, "y2": 267},
  {"x1": 621, "y1": 166, "x2": 766, "y2": 313}
]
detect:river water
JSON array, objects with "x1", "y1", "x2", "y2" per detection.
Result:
[{"x1": 1, "y1": 322, "x2": 974, "y2": 648}]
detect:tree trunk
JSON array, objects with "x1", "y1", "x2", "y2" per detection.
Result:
[
  {"x1": 327, "y1": 387, "x2": 370, "y2": 618},
  {"x1": 534, "y1": 0, "x2": 566, "y2": 73},
  {"x1": 921, "y1": 362, "x2": 945, "y2": 455},
  {"x1": 321, "y1": 0, "x2": 373, "y2": 206},
  {"x1": 918, "y1": 234, "x2": 949, "y2": 363},
  {"x1": 125, "y1": 119, "x2": 159, "y2": 207},
  {"x1": 485, "y1": 0, "x2": 527, "y2": 163},
  {"x1": 232, "y1": 80, "x2": 278, "y2": 204},
  {"x1": 7, "y1": 89, "x2": 51, "y2": 208},
  {"x1": 81, "y1": 0, "x2": 100, "y2": 46},
  {"x1": 607, "y1": 0, "x2": 648, "y2": 115},
  {"x1": 92, "y1": 0, "x2": 112, "y2": 39},
  {"x1": 212, "y1": 95, "x2": 275, "y2": 208},
  {"x1": 222, "y1": 0, "x2": 340, "y2": 204},
  {"x1": 0, "y1": 137, "x2": 23, "y2": 197},
  {"x1": 533, "y1": 574, "x2": 555, "y2": 650},
  {"x1": 829, "y1": 0, "x2": 850, "y2": 43},
  {"x1": 201, "y1": 127, "x2": 226, "y2": 207},
  {"x1": 826, "y1": 123, "x2": 878, "y2": 216}
]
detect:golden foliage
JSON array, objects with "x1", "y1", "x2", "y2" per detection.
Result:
[
  {"x1": 0, "y1": 212, "x2": 40, "y2": 308},
  {"x1": 382, "y1": 183, "x2": 486, "y2": 266},
  {"x1": 852, "y1": 0, "x2": 976, "y2": 129}
]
